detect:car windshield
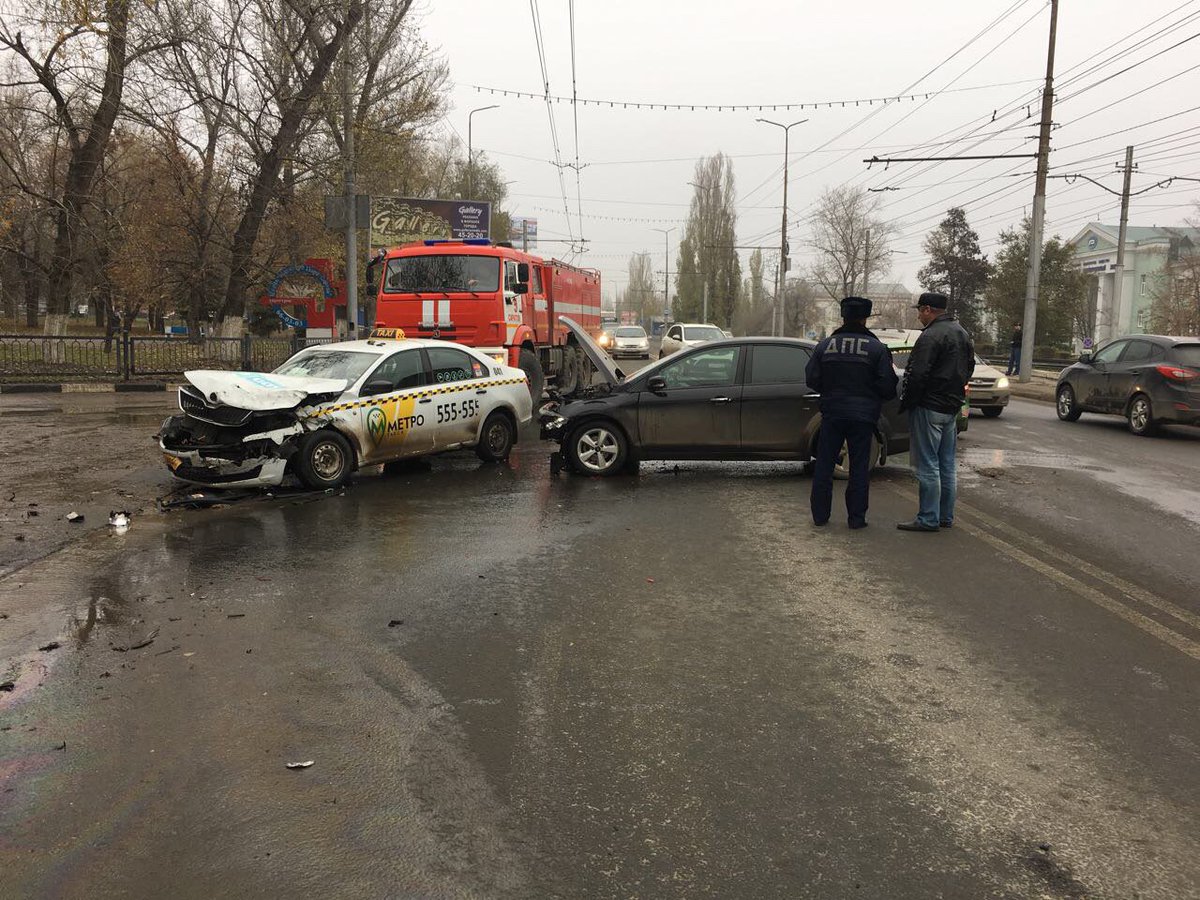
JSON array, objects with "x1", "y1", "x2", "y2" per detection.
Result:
[
  {"x1": 615, "y1": 327, "x2": 646, "y2": 337},
  {"x1": 684, "y1": 326, "x2": 724, "y2": 341},
  {"x1": 1171, "y1": 344, "x2": 1200, "y2": 367},
  {"x1": 274, "y1": 349, "x2": 377, "y2": 383},
  {"x1": 383, "y1": 255, "x2": 500, "y2": 293}
]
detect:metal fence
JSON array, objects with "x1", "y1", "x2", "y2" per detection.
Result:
[{"x1": 0, "y1": 333, "x2": 332, "y2": 382}]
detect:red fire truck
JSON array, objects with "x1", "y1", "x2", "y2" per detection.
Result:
[{"x1": 372, "y1": 239, "x2": 601, "y2": 399}]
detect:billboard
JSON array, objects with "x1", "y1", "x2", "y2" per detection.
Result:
[
  {"x1": 370, "y1": 197, "x2": 492, "y2": 248},
  {"x1": 509, "y1": 216, "x2": 538, "y2": 250}
]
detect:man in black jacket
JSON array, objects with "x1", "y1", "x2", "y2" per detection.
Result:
[
  {"x1": 897, "y1": 292, "x2": 974, "y2": 532},
  {"x1": 804, "y1": 297, "x2": 898, "y2": 529}
]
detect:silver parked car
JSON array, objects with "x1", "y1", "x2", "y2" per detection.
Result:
[
  {"x1": 659, "y1": 323, "x2": 726, "y2": 358},
  {"x1": 610, "y1": 325, "x2": 651, "y2": 359}
]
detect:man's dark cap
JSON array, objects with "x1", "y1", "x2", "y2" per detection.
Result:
[
  {"x1": 840, "y1": 296, "x2": 873, "y2": 319},
  {"x1": 914, "y1": 292, "x2": 948, "y2": 310}
]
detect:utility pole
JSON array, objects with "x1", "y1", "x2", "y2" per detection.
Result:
[
  {"x1": 1018, "y1": 0, "x2": 1059, "y2": 383},
  {"x1": 1113, "y1": 145, "x2": 1135, "y2": 339},
  {"x1": 651, "y1": 226, "x2": 676, "y2": 324},
  {"x1": 757, "y1": 118, "x2": 808, "y2": 336},
  {"x1": 863, "y1": 228, "x2": 871, "y2": 295},
  {"x1": 342, "y1": 3, "x2": 357, "y2": 339},
  {"x1": 467, "y1": 105, "x2": 500, "y2": 198},
  {"x1": 703, "y1": 281, "x2": 709, "y2": 323}
]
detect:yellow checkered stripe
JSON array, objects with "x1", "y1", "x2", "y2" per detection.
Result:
[{"x1": 303, "y1": 377, "x2": 528, "y2": 419}]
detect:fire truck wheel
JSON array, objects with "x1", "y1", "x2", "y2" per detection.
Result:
[
  {"x1": 475, "y1": 411, "x2": 516, "y2": 462},
  {"x1": 519, "y1": 349, "x2": 545, "y2": 401},
  {"x1": 294, "y1": 429, "x2": 354, "y2": 490},
  {"x1": 557, "y1": 346, "x2": 579, "y2": 395}
]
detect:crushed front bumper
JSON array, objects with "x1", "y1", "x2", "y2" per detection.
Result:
[{"x1": 159, "y1": 413, "x2": 299, "y2": 489}]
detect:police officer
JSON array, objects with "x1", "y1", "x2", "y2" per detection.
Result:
[{"x1": 804, "y1": 296, "x2": 899, "y2": 529}]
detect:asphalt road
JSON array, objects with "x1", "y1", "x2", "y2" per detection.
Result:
[{"x1": 2, "y1": 386, "x2": 1199, "y2": 899}]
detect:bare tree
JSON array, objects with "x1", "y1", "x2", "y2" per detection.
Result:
[
  {"x1": 806, "y1": 185, "x2": 894, "y2": 301},
  {"x1": 1149, "y1": 215, "x2": 1200, "y2": 335}
]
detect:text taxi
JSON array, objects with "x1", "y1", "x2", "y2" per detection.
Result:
[{"x1": 158, "y1": 331, "x2": 532, "y2": 490}]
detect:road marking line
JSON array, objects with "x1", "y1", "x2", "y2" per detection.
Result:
[
  {"x1": 954, "y1": 500, "x2": 1200, "y2": 633},
  {"x1": 957, "y1": 520, "x2": 1200, "y2": 661},
  {"x1": 885, "y1": 485, "x2": 1200, "y2": 661}
]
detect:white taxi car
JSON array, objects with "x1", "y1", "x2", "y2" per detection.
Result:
[{"x1": 158, "y1": 332, "x2": 532, "y2": 490}]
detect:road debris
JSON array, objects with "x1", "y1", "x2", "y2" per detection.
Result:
[
  {"x1": 112, "y1": 629, "x2": 159, "y2": 653},
  {"x1": 286, "y1": 760, "x2": 315, "y2": 769},
  {"x1": 108, "y1": 510, "x2": 131, "y2": 530},
  {"x1": 0, "y1": 680, "x2": 15, "y2": 692},
  {"x1": 65, "y1": 511, "x2": 84, "y2": 523},
  {"x1": 388, "y1": 619, "x2": 404, "y2": 627},
  {"x1": 226, "y1": 613, "x2": 246, "y2": 619},
  {"x1": 38, "y1": 641, "x2": 60, "y2": 652},
  {"x1": 52, "y1": 741, "x2": 66, "y2": 751}
]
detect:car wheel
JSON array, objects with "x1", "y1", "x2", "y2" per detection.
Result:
[
  {"x1": 557, "y1": 346, "x2": 579, "y2": 396},
  {"x1": 294, "y1": 429, "x2": 354, "y2": 490},
  {"x1": 981, "y1": 406, "x2": 1003, "y2": 418},
  {"x1": 1126, "y1": 393, "x2": 1159, "y2": 436},
  {"x1": 519, "y1": 348, "x2": 545, "y2": 402},
  {"x1": 1056, "y1": 384, "x2": 1082, "y2": 422},
  {"x1": 832, "y1": 435, "x2": 881, "y2": 481},
  {"x1": 475, "y1": 410, "x2": 516, "y2": 462},
  {"x1": 566, "y1": 421, "x2": 628, "y2": 476}
]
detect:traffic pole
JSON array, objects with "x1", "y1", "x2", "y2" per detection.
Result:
[{"x1": 1112, "y1": 145, "x2": 1135, "y2": 339}]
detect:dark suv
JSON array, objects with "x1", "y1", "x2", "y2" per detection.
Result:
[{"x1": 1055, "y1": 335, "x2": 1200, "y2": 435}]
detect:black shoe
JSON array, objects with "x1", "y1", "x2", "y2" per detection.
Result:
[
  {"x1": 897, "y1": 520, "x2": 939, "y2": 532},
  {"x1": 849, "y1": 520, "x2": 868, "y2": 530},
  {"x1": 939, "y1": 520, "x2": 953, "y2": 529},
  {"x1": 813, "y1": 519, "x2": 829, "y2": 527}
]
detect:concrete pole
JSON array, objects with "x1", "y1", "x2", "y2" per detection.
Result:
[
  {"x1": 1113, "y1": 145, "x2": 1135, "y2": 337},
  {"x1": 467, "y1": 105, "x2": 500, "y2": 199},
  {"x1": 702, "y1": 280, "x2": 709, "y2": 324},
  {"x1": 342, "y1": 8, "x2": 357, "y2": 339},
  {"x1": 1018, "y1": 0, "x2": 1058, "y2": 382},
  {"x1": 863, "y1": 228, "x2": 871, "y2": 295},
  {"x1": 651, "y1": 226, "x2": 676, "y2": 325},
  {"x1": 756, "y1": 118, "x2": 807, "y2": 335}
]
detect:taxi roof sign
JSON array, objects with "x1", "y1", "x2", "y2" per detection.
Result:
[{"x1": 370, "y1": 327, "x2": 406, "y2": 340}]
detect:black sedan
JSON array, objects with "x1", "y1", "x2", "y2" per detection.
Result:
[
  {"x1": 1056, "y1": 335, "x2": 1200, "y2": 435},
  {"x1": 543, "y1": 318, "x2": 911, "y2": 476}
]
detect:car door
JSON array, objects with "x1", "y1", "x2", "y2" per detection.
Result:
[
  {"x1": 637, "y1": 344, "x2": 743, "y2": 456},
  {"x1": 662, "y1": 325, "x2": 682, "y2": 356},
  {"x1": 424, "y1": 345, "x2": 493, "y2": 447},
  {"x1": 357, "y1": 348, "x2": 433, "y2": 464},
  {"x1": 740, "y1": 343, "x2": 818, "y2": 455},
  {"x1": 1076, "y1": 340, "x2": 1126, "y2": 410},
  {"x1": 1106, "y1": 339, "x2": 1160, "y2": 409}
]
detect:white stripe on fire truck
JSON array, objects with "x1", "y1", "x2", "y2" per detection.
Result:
[
  {"x1": 437, "y1": 300, "x2": 450, "y2": 323},
  {"x1": 421, "y1": 300, "x2": 434, "y2": 324}
]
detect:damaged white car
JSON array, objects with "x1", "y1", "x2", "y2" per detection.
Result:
[{"x1": 158, "y1": 337, "x2": 533, "y2": 490}]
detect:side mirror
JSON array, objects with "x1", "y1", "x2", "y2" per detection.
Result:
[
  {"x1": 1079, "y1": 351, "x2": 1092, "y2": 364},
  {"x1": 513, "y1": 282, "x2": 529, "y2": 295},
  {"x1": 360, "y1": 380, "x2": 392, "y2": 397},
  {"x1": 517, "y1": 262, "x2": 530, "y2": 282},
  {"x1": 646, "y1": 375, "x2": 667, "y2": 393}
]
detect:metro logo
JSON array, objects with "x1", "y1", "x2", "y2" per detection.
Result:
[{"x1": 366, "y1": 407, "x2": 387, "y2": 444}]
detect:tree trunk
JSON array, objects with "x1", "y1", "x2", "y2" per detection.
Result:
[
  {"x1": 218, "y1": 2, "x2": 363, "y2": 326},
  {"x1": 43, "y1": 0, "x2": 132, "y2": 330}
]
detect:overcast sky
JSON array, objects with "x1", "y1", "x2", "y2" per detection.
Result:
[{"x1": 419, "y1": 0, "x2": 1200, "y2": 302}]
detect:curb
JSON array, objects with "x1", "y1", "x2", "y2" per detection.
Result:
[{"x1": 1, "y1": 382, "x2": 168, "y2": 394}]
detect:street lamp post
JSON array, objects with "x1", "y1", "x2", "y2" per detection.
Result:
[
  {"x1": 756, "y1": 118, "x2": 808, "y2": 336},
  {"x1": 650, "y1": 226, "x2": 676, "y2": 325},
  {"x1": 467, "y1": 105, "x2": 500, "y2": 198}
]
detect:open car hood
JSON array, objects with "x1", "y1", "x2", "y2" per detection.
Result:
[
  {"x1": 183, "y1": 370, "x2": 348, "y2": 411},
  {"x1": 559, "y1": 316, "x2": 625, "y2": 387}
]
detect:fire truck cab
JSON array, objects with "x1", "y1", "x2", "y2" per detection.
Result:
[{"x1": 373, "y1": 240, "x2": 602, "y2": 400}]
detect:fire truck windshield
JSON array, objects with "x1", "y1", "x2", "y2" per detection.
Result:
[{"x1": 383, "y1": 255, "x2": 500, "y2": 294}]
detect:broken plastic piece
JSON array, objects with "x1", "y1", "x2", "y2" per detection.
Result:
[
  {"x1": 286, "y1": 760, "x2": 314, "y2": 769},
  {"x1": 108, "y1": 511, "x2": 131, "y2": 529},
  {"x1": 38, "y1": 641, "x2": 61, "y2": 652},
  {"x1": 66, "y1": 511, "x2": 84, "y2": 523}
]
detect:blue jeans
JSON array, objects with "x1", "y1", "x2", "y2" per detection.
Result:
[
  {"x1": 811, "y1": 417, "x2": 876, "y2": 526},
  {"x1": 1006, "y1": 345, "x2": 1020, "y2": 375},
  {"x1": 909, "y1": 406, "x2": 958, "y2": 527}
]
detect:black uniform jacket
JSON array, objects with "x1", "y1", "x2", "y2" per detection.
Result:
[{"x1": 804, "y1": 324, "x2": 899, "y2": 424}]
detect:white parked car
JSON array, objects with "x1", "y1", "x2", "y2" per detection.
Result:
[
  {"x1": 158, "y1": 336, "x2": 533, "y2": 490},
  {"x1": 658, "y1": 322, "x2": 727, "y2": 358},
  {"x1": 610, "y1": 325, "x2": 651, "y2": 359}
]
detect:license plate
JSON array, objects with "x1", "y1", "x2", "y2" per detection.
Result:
[{"x1": 163, "y1": 453, "x2": 183, "y2": 471}]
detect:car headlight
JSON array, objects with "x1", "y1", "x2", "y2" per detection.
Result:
[
  {"x1": 542, "y1": 414, "x2": 568, "y2": 431},
  {"x1": 995, "y1": 376, "x2": 1010, "y2": 389}
]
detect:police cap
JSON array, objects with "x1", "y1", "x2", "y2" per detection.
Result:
[{"x1": 840, "y1": 296, "x2": 873, "y2": 320}]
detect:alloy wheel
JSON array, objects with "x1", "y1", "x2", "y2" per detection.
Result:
[
  {"x1": 575, "y1": 427, "x2": 620, "y2": 473},
  {"x1": 1130, "y1": 397, "x2": 1150, "y2": 433}
]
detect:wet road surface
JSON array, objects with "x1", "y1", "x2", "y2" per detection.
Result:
[{"x1": 2, "y1": 394, "x2": 1199, "y2": 898}]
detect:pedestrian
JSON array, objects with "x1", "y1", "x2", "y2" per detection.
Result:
[
  {"x1": 1006, "y1": 322, "x2": 1022, "y2": 375},
  {"x1": 897, "y1": 292, "x2": 975, "y2": 532},
  {"x1": 804, "y1": 296, "x2": 899, "y2": 529}
]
